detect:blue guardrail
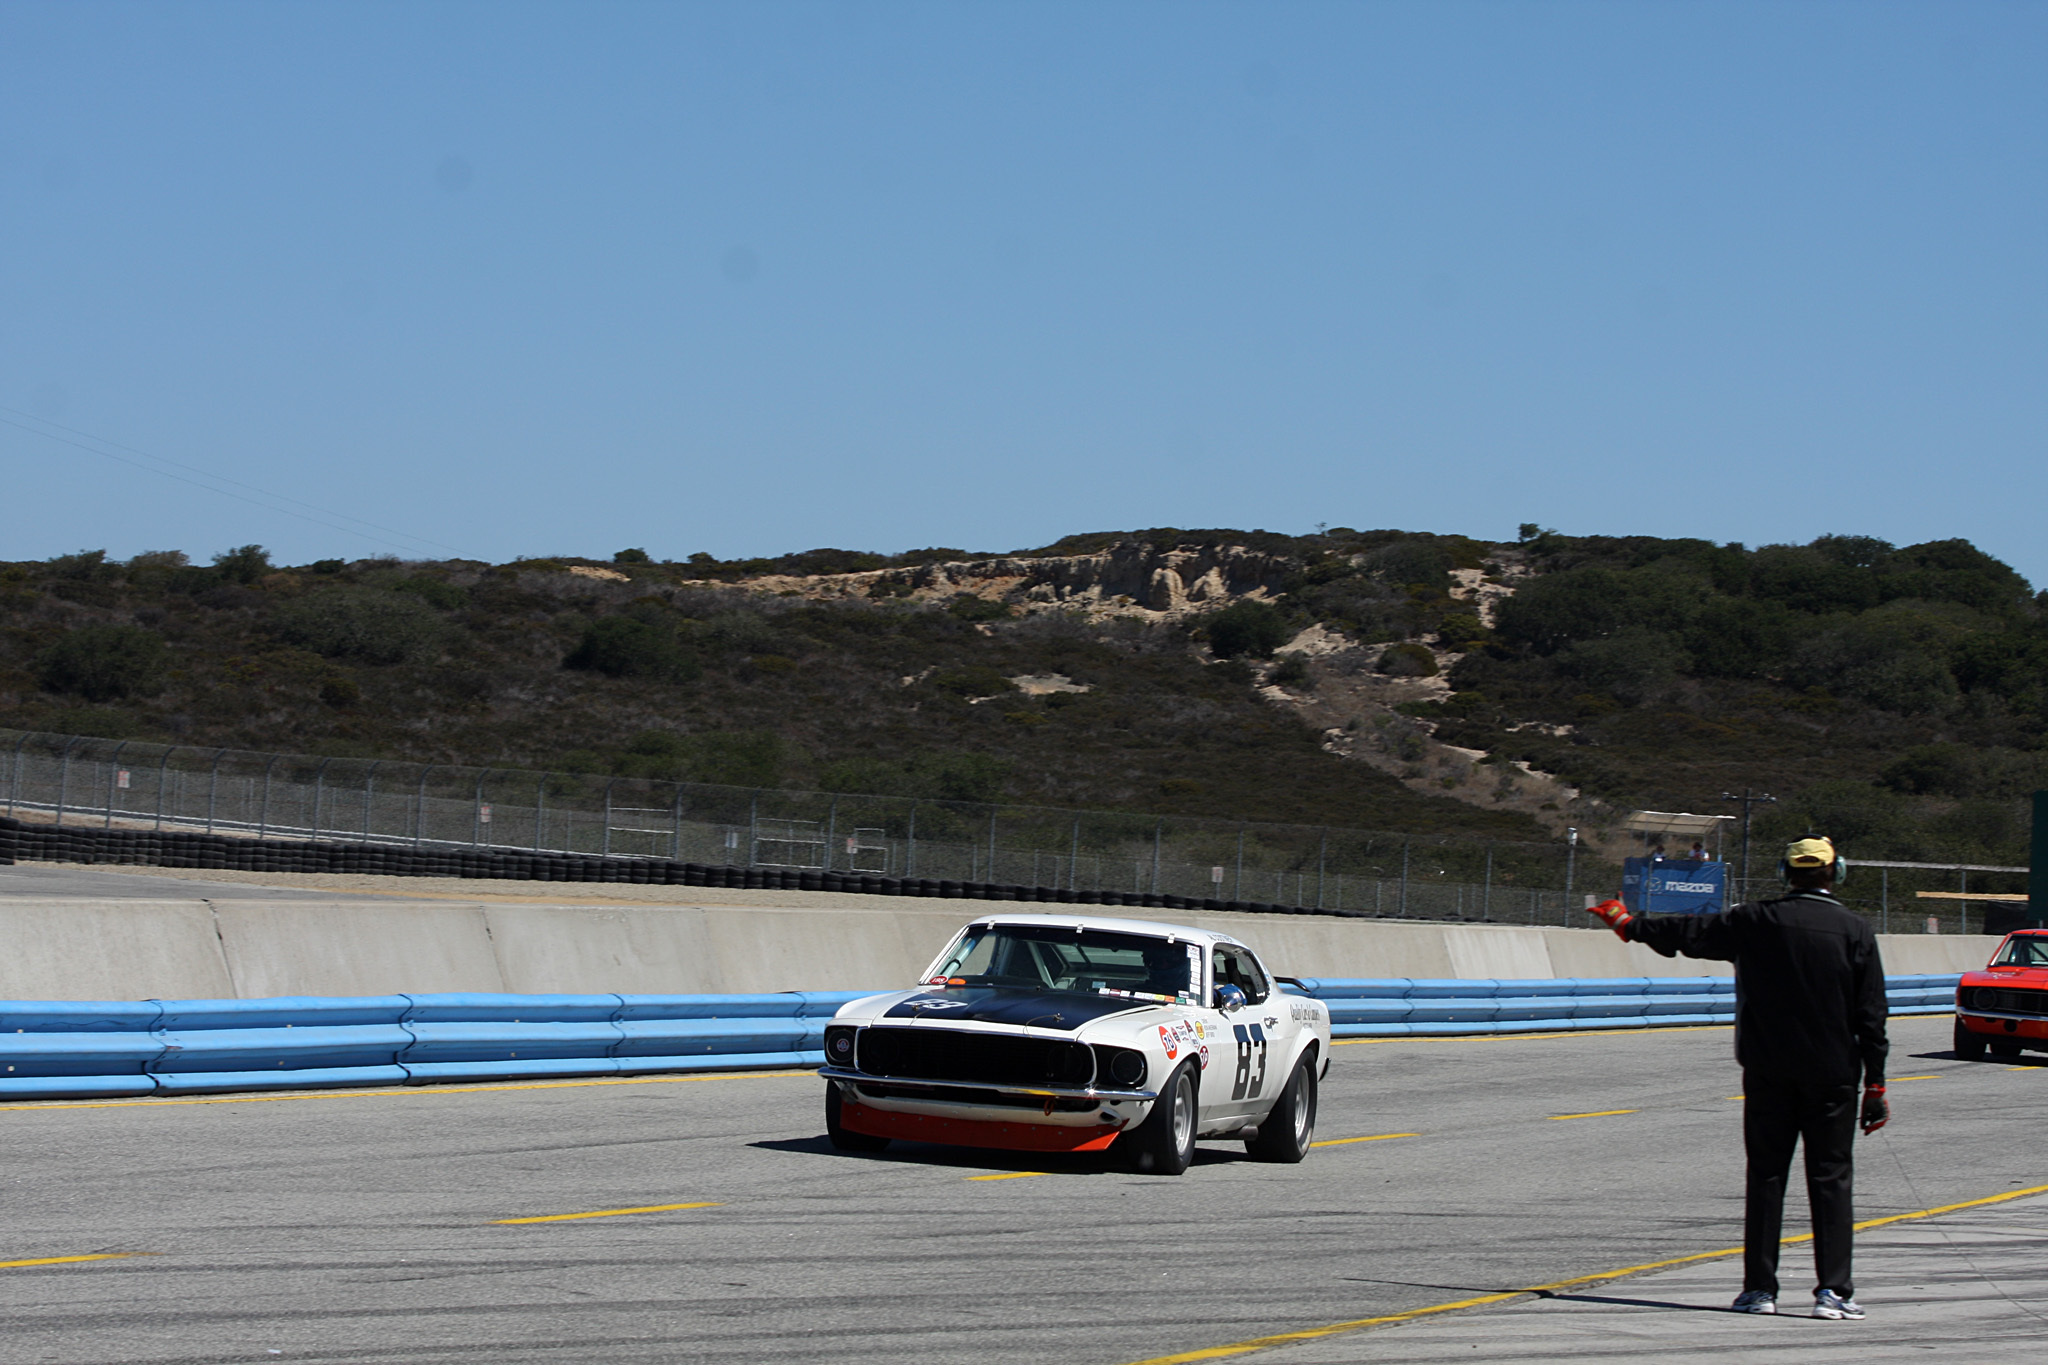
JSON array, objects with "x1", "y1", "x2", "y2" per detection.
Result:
[{"x1": 0, "y1": 976, "x2": 1959, "y2": 1102}]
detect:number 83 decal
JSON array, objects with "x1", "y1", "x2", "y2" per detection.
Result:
[{"x1": 1231, "y1": 1023, "x2": 1267, "y2": 1101}]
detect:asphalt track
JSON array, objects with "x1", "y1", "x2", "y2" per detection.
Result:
[{"x1": 0, "y1": 1013, "x2": 2038, "y2": 1365}]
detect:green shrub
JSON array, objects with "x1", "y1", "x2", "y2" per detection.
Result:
[
  {"x1": 1270, "y1": 655, "x2": 1311, "y2": 687},
  {"x1": 35, "y1": 625, "x2": 168, "y2": 701},
  {"x1": 1376, "y1": 642, "x2": 1438, "y2": 677},
  {"x1": 212, "y1": 544, "x2": 273, "y2": 584},
  {"x1": 613, "y1": 548, "x2": 651, "y2": 564},
  {"x1": 946, "y1": 594, "x2": 1013, "y2": 622},
  {"x1": 931, "y1": 665, "x2": 1015, "y2": 698},
  {"x1": 563, "y1": 616, "x2": 700, "y2": 682},
  {"x1": 272, "y1": 588, "x2": 447, "y2": 664},
  {"x1": 1207, "y1": 601, "x2": 1291, "y2": 658}
]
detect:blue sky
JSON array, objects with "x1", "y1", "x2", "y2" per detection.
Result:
[{"x1": 4, "y1": 1, "x2": 2043, "y2": 583}]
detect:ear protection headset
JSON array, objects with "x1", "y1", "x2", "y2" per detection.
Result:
[{"x1": 1780, "y1": 837, "x2": 1849, "y2": 887}]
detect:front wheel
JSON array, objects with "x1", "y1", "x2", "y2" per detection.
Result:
[
  {"x1": 1954, "y1": 1020, "x2": 1988, "y2": 1061},
  {"x1": 825, "y1": 1083, "x2": 890, "y2": 1152},
  {"x1": 1125, "y1": 1064, "x2": 1197, "y2": 1175},
  {"x1": 1246, "y1": 1052, "x2": 1318, "y2": 1162},
  {"x1": 1990, "y1": 1038, "x2": 2024, "y2": 1059}
]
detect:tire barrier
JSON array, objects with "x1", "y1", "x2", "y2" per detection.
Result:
[
  {"x1": 0, "y1": 976, "x2": 1958, "y2": 1102},
  {"x1": 0, "y1": 990, "x2": 866, "y2": 1101},
  {"x1": 0, "y1": 816, "x2": 1372, "y2": 920},
  {"x1": 1285, "y1": 974, "x2": 1962, "y2": 1037}
]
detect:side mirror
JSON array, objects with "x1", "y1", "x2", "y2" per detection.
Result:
[{"x1": 1216, "y1": 984, "x2": 1247, "y2": 1014}]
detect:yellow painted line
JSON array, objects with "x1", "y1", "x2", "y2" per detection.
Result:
[
  {"x1": 1116, "y1": 1181, "x2": 2048, "y2": 1365},
  {"x1": 0, "y1": 1069, "x2": 815, "y2": 1113},
  {"x1": 1547, "y1": 1110, "x2": 1636, "y2": 1121},
  {"x1": 1333, "y1": 1024, "x2": 1730, "y2": 1047},
  {"x1": 0, "y1": 1253, "x2": 142, "y2": 1270},
  {"x1": 494, "y1": 1201, "x2": 719, "y2": 1224},
  {"x1": 1891, "y1": 1074, "x2": 1941, "y2": 1082},
  {"x1": 967, "y1": 1171, "x2": 1048, "y2": 1181},
  {"x1": 1310, "y1": 1133, "x2": 1418, "y2": 1148}
]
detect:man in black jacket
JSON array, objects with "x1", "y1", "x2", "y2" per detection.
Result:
[{"x1": 1587, "y1": 836, "x2": 1890, "y2": 1320}]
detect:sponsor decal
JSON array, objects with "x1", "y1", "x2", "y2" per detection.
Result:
[
  {"x1": 1158, "y1": 1018, "x2": 1199, "y2": 1062},
  {"x1": 1288, "y1": 1001, "x2": 1324, "y2": 1023}
]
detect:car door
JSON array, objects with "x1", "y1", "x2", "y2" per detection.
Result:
[{"x1": 1209, "y1": 943, "x2": 1294, "y2": 1125}]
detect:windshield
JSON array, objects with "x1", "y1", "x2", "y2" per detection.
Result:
[
  {"x1": 925, "y1": 924, "x2": 1202, "y2": 1004},
  {"x1": 1993, "y1": 935, "x2": 2048, "y2": 968}
]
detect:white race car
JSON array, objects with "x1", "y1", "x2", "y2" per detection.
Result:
[{"x1": 819, "y1": 915, "x2": 1331, "y2": 1174}]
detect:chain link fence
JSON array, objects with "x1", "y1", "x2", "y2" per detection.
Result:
[{"x1": 2, "y1": 729, "x2": 1609, "y2": 926}]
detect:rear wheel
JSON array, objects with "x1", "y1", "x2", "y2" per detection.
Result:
[
  {"x1": 1246, "y1": 1052, "x2": 1318, "y2": 1163},
  {"x1": 825, "y1": 1083, "x2": 890, "y2": 1152},
  {"x1": 1954, "y1": 1020, "x2": 1988, "y2": 1061},
  {"x1": 1125, "y1": 1064, "x2": 1197, "y2": 1175}
]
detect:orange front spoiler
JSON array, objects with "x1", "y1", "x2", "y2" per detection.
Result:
[{"x1": 840, "y1": 1098, "x2": 1126, "y2": 1152}]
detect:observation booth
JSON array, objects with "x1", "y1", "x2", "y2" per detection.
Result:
[{"x1": 1620, "y1": 810, "x2": 1733, "y2": 915}]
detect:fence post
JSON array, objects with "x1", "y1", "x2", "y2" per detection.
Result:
[
  {"x1": 906, "y1": 800, "x2": 917, "y2": 877},
  {"x1": 1316, "y1": 835, "x2": 1327, "y2": 909},
  {"x1": 472, "y1": 769, "x2": 492, "y2": 847},
  {"x1": 1069, "y1": 817, "x2": 1080, "y2": 891},
  {"x1": 749, "y1": 791, "x2": 760, "y2": 867},
  {"x1": 6, "y1": 731, "x2": 31, "y2": 817},
  {"x1": 672, "y1": 784, "x2": 686, "y2": 862},
  {"x1": 203, "y1": 748, "x2": 228, "y2": 834},
  {"x1": 1880, "y1": 867, "x2": 1889, "y2": 934},
  {"x1": 154, "y1": 745, "x2": 179, "y2": 832},
  {"x1": 54, "y1": 735, "x2": 82, "y2": 827},
  {"x1": 990, "y1": 807, "x2": 1000, "y2": 885},
  {"x1": 311, "y1": 757, "x2": 332, "y2": 842},
  {"x1": 534, "y1": 775, "x2": 546, "y2": 852},
  {"x1": 413, "y1": 765, "x2": 434, "y2": 848},
  {"x1": 1235, "y1": 828, "x2": 1245, "y2": 901},
  {"x1": 1152, "y1": 821, "x2": 1162, "y2": 895},
  {"x1": 1399, "y1": 841, "x2": 1410, "y2": 916},
  {"x1": 257, "y1": 753, "x2": 282, "y2": 839},
  {"x1": 824, "y1": 795, "x2": 837, "y2": 873},
  {"x1": 603, "y1": 778, "x2": 619, "y2": 858},
  {"x1": 104, "y1": 740, "x2": 130, "y2": 829},
  {"x1": 1483, "y1": 846, "x2": 1493, "y2": 921},
  {"x1": 361, "y1": 760, "x2": 380, "y2": 844}
]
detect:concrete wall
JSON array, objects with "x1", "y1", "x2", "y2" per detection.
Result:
[{"x1": 0, "y1": 896, "x2": 2001, "y2": 1001}]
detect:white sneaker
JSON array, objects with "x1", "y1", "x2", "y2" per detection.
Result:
[
  {"x1": 1731, "y1": 1290, "x2": 1776, "y2": 1314},
  {"x1": 1813, "y1": 1289, "x2": 1864, "y2": 1320}
]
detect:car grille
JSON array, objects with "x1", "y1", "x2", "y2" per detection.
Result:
[
  {"x1": 1962, "y1": 986, "x2": 2048, "y2": 1017},
  {"x1": 855, "y1": 1027, "x2": 1095, "y2": 1088}
]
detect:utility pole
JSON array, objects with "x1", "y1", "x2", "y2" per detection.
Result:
[{"x1": 1722, "y1": 790, "x2": 1777, "y2": 903}]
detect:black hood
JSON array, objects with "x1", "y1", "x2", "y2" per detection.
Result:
[{"x1": 881, "y1": 987, "x2": 1153, "y2": 1032}]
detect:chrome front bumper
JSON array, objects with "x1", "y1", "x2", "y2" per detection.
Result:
[{"x1": 816, "y1": 1065, "x2": 1158, "y2": 1103}]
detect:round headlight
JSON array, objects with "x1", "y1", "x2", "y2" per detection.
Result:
[
  {"x1": 828, "y1": 1033, "x2": 854, "y2": 1059},
  {"x1": 1109, "y1": 1050, "x2": 1146, "y2": 1087}
]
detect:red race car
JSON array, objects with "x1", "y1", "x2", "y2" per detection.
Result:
[{"x1": 1955, "y1": 928, "x2": 2048, "y2": 1061}]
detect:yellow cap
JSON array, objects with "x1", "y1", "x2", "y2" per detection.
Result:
[{"x1": 1785, "y1": 837, "x2": 1838, "y2": 868}]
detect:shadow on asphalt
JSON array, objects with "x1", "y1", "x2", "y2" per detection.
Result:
[{"x1": 749, "y1": 1134, "x2": 1259, "y2": 1176}]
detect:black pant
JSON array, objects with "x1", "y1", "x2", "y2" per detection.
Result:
[{"x1": 1742, "y1": 1073, "x2": 1857, "y2": 1298}]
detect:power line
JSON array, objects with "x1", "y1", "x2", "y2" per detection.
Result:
[{"x1": 0, "y1": 406, "x2": 467, "y2": 559}]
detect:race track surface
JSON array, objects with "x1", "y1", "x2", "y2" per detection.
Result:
[{"x1": 1, "y1": 1014, "x2": 2038, "y2": 1365}]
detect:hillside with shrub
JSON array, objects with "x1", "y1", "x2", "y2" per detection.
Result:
[{"x1": 2, "y1": 526, "x2": 2042, "y2": 870}]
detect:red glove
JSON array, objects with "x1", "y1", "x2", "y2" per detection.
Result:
[
  {"x1": 1860, "y1": 1085, "x2": 1888, "y2": 1134},
  {"x1": 1587, "y1": 899, "x2": 1633, "y2": 939}
]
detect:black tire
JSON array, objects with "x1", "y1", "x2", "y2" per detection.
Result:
[
  {"x1": 1990, "y1": 1038, "x2": 2023, "y2": 1059},
  {"x1": 1246, "y1": 1051, "x2": 1318, "y2": 1163},
  {"x1": 825, "y1": 1084, "x2": 890, "y2": 1152},
  {"x1": 1125, "y1": 1063, "x2": 1197, "y2": 1175},
  {"x1": 1954, "y1": 1020, "x2": 1989, "y2": 1061}
]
